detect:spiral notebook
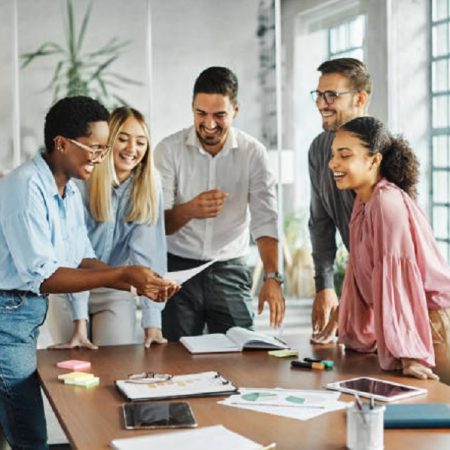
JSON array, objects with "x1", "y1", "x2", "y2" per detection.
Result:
[{"x1": 115, "y1": 371, "x2": 238, "y2": 401}]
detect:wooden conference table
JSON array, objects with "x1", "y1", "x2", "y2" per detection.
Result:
[{"x1": 37, "y1": 336, "x2": 450, "y2": 450}]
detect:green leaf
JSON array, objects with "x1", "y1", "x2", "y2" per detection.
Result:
[{"x1": 77, "y1": 0, "x2": 93, "y2": 53}]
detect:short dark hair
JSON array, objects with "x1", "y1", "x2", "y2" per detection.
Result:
[
  {"x1": 193, "y1": 66, "x2": 239, "y2": 105},
  {"x1": 318, "y1": 58, "x2": 372, "y2": 95},
  {"x1": 44, "y1": 96, "x2": 109, "y2": 152},
  {"x1": 340, "y1": 116, "x2": 419, "y2": 198}
]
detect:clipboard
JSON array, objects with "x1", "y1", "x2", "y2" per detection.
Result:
[{"x1": 115, "y1": 371, "x2": 238, "y2": 401}]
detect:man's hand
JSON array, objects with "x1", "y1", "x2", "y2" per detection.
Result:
[
  {"x1": 48, "y1": 319, "x2": 98, "y2": 350},
  {"x1": 258, "y1": 279, "x2": 285, "y2": 327},
  {"x1": 310, "y1": 306, "x2": 338, "y2": 344},
  {"x1": 311, "y1": 288, "x2": 338, "y2": 335},
  {"x1": 144, "y1": 327, "x2": 168, "y2": 348},
  {"x1": 187, "y1": 188, "x2": 228, "y2": 219},
  {"x1": 402, "y1": 359, "x2": 440, "y2": 380},
  {"x1": 125, "y1": 267, "x2": 180, "y2": 302}
]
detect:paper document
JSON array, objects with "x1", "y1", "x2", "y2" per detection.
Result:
[
  {"x1": 220, "y1": 388, "x2": 347, "y2": 421},
  {"x1": 168, "y1": 259, "x2": 215, "y2": 284},
  {"x1": 111, "y1": 424, "x2": 263, "y2": 450},
  {"x1": 115, "y1": 371, "x2": 237, "y2": 401},
  {"x1": 180, "y1": 326, "x2": 289, "y2": 354}
]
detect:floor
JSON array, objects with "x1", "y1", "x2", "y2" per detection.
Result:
[{"x1": 5, "y1": 297, "x2": 313, "y2": 450}]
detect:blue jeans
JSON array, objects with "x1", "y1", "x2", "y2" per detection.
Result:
[{"x1": 0, "y1": 290, "x2": 48, "y2": 450}]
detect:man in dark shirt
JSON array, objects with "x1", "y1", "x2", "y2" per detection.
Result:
[{"x1": 308, "y1": 58, "x2": 372, "y2": 339}]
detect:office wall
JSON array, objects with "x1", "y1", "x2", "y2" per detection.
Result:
[
  {"x1": 149, "y1": 0, "x2": 261, "y2": 146},
  {"x1": 0, "y1": 0, "x2": 264, "y2": 170}
]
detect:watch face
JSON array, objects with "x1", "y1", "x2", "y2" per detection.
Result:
[{"x1": 265, "y1": 272, "x2": 284, "y2": 284}]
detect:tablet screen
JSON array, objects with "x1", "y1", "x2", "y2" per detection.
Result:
[
  {"x1": 338, "y1": 378, "x2": 418, "y2": 398},
  {"x1": 122, "y1": 401, "x2": 197, "y2": 429}
]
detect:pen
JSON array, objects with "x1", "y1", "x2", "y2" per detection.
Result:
[
  {"x1": 274, "y1": 336, "x2": 288, "y2": 346},
  {"x1": 354, "y1": 393, "x2": 367, "y2": 425},
  {"x1": 228, "y1": 400, "x2": 326, "y2": 409},
  {"x1": 303, "y1": 357, "x2": 334, "y2": 369},
  {"x1": 291, "y1": 360, "x2": 325, "y2": 370}
]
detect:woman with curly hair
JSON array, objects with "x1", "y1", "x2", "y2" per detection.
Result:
[{"x1": 313, "y1": 116, "x2": 450, "y2": 380}]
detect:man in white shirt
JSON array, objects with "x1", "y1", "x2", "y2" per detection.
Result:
[{"x1": 155, "y1": 66, "x2": 285, "y2": 340}]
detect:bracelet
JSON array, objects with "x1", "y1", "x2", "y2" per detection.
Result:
[{"x1": 130, "y1": 285, "x2": 138, "y2": 297}]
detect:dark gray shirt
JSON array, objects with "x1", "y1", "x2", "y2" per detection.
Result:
[{"x1": 308, "y1": 131, "x2": 355, "y2": 291}]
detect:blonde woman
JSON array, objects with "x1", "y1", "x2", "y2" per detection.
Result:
[{"x1": 48, "y1": 107, "x2": 173, "y2": 349}]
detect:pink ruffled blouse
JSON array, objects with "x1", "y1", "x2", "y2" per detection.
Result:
[{"x1": 338, "y1": 179, "x2": 450, "y2": 370}]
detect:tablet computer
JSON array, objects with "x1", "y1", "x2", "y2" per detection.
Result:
[
  {"x1": 326, "y1": 377, "x2": 427, "y2": 402},
  {"x1": 122, "y1": 401, "x2": 197, "y2": 429}
]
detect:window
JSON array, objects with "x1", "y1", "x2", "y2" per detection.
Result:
[
  {"x1": 328, "y1": 14, "x2": 365, "y2": 60},
  {"x1": 431, "y1": 0, "x2": 450, "y2": 261}
]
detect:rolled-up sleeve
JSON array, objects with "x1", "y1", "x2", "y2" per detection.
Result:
[
  {"x1": 128, "y1": 181, "x2": 168, "y2": 329},
  {"x1": 248, "y1": 146, "x2": 278, "y2": 241},
  {"x1": 2, "y1": 187, "x2": 59, "y2": 293}
]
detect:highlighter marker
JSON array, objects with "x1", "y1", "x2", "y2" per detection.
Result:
[
  {"x1": 291, "y1": 360, "x2": 325, "y2": 370},
  {"x1": 303, "y1": 357, "x2": 334, "y2": 369}
]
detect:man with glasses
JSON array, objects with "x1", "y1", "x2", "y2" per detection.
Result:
[{"x1": 308, "y1": 58, "x2": 372, "y2": 341}]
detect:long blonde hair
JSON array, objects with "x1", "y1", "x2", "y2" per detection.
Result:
[{"x1": 88, "y1": 107, "x2": 158, "y2": 224}]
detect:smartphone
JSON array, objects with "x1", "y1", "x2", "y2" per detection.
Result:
[
  {"x1": 326, "y1": 376, "x2": 427, "y2": 402},
  {"x1": 122, "y1": 401, "x2": 197, "y2": 429}
]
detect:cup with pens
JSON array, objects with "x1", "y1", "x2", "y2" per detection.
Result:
[{"x1": 346, "y1": 394, "x2": 385, "y2": 450}]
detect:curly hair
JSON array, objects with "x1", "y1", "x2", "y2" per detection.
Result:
[
  {"x1": 44, "y1": 96, "x2": 109, "y2": 152},
  {"x1": 340, "y1": 116, "x2": 419, "y2": 198},
  {"x1": 193, "y1": 66, "x2": 239, "y2": 106}
]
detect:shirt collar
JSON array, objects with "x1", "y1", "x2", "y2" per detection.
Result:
[
  {"x1": 33, "y1": 152, "x2": 77, "y2": 199},
  {"x1": 186, "y1": 126, "x2": 238, "y2": 157}
]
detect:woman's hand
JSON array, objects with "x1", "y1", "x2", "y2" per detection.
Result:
[
  {"x1": 125, "y1": 266, "x2": 180, "y2": 302},
  {"x1": 48, "y1": 319, "x2": 98, "y2": 350},
  {"x1": 310, "y1": 306, "x2": 339, "y2": 344},
  {"x1": 144, "y1": 327, "x2": 168, "y2": 348},
  {"x1": 401, "y1": 358, "x2": 439, "y2": 380}
]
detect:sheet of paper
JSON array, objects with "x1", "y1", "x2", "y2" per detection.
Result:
[
  {"x1": 111, "y1": 424, "x2": 262, "y2": 450},
  {"x1": 168, "y1": 259, "x2": 216, "y2": 284},
  {"x1": 219, "y1": 388, "x2": 347, "y2": 421}
]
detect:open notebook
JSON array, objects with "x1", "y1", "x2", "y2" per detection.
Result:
[{"x1": 180, "y1": 326, "x2": 288, "y2": 354}]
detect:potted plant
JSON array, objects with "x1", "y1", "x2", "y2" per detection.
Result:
[{"x1": 21, "y1": 0, "x2": 140, "y2": 108}]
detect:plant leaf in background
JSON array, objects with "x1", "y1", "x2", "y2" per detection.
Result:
[{"x1": 20, "y1": 0, "x2": 141, "y2": 108}]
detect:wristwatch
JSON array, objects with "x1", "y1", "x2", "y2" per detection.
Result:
[{"x1": 263, "y1": 272, "x2": 284, "y2": 285}]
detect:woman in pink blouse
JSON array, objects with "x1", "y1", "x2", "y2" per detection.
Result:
[{"x1": 313, "y1": 116, "x2": 450, "y2": 380}]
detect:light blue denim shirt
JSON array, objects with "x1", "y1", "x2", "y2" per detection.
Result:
[
  {"x1": 0, "y1": 153, "x2": 95, "y2": 301},
  {"x1": 70, "y1": 173, "x2": 167, "y2": 328}
]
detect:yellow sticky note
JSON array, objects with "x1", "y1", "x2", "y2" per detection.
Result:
[
  {"x1": 66, "y1": 376, "x2": 100, "y2": 388},
  {"x1": 268, "y1": 349, "x2": 298, "y2": 358},
  {"x1": 58, "y1": 372, "x2": 94, "y2": 381}
]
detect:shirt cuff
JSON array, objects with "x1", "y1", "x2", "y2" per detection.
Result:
[
  {"x1": 66, "y1": 291, "x2": 89, "y2": 320},
  {"x1": 314, "y1": 271, "x2": 335, "y2": 292},
  {"x1": 140, "y1": 297, "x2": 164, "y2": 329}
]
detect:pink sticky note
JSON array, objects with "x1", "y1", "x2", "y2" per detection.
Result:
[{"x1": 56, "y1": 359, "x2": 91, "y2": 371}]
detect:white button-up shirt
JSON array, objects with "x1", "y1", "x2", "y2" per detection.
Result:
[{"x1": 155, "y1": 126, "x2": 278, "y2": 261}]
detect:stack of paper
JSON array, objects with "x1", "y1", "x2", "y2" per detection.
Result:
[
  {"x1": 110, "y1": 425, "x2": 264, "y2": 450},
  {"x1": 219, "y1": 388, "x2": 346, "y2": 421}
]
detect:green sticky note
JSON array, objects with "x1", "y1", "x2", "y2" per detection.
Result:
[
  {"x1": 241, "y1": 392, "x2": 277, "y2": 402},
  {"x1": 268, "y1": 349, "x2": 299, "y2": 358}
]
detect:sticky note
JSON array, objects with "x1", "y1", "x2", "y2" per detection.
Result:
[
  {"x1": 58, "y1": 372, "x2": 94, "y2": 382},
  {"x1": 56, "y1": 360, "x2": 91, "y2": 371},
  {"x1": 268, "y1": 349, "x2": 299, "y2": 358},
  {"x1": 65, "y1": 376, "x2": 100, "y2": 388}
]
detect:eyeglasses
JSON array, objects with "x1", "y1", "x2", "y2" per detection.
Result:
[
  {"x1": 125, "y1": 372, "x2": 173, "y2": 384},
  {"x1": 310, "y1": 90, "x2": 356, "y2": 105},
  {"x1": 68, "y1": 138, "x2": 111, "y2": 161}
]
